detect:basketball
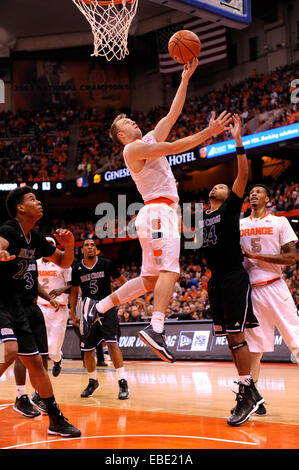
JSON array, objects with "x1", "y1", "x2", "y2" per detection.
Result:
[{"x1": 168, "y1": 30, "x2": 202, "y2": 64}]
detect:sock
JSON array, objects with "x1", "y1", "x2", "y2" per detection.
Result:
[
  {"x1": 42, "y1": 395, "x2": 60, "y2": 416},
  {"x1": 88, "y1": 370, "x2": 97, "y2": 381},
  {"x1": 96, "y1": 296, "x2": 114, "y2": 314},
  {"x1": 16, "y1": 385, "x2": 26, "y2": 398},
  {"x1": 151, "y1": 311, "x2": 165, "y2": 333},
  {"x1": 115, "y1": 367, "x2": 126, "y2": 381},
  {"x1": 238, "y1": 375, "x2": 252, "y2": 386}
]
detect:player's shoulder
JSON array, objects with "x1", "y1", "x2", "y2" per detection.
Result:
[
  {"x1": 72, "y1": 260, "x2": 83, "y2": 273},
  {"x1": 142, "y1": 132, "x2": 156, "y2": 144},
  {"x1": 240, "y1": 215, "x2": 251, "y2": 226}
]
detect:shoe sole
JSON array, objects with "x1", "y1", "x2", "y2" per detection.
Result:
[
  {"x1": 13, "y1": 405, "x2": 41, "y2": 418},
  {"x1": 81, "y1": 384, "x2": 100, "y2": 398},
  {"x1": 118, "y1": 393, "x2": 129, "y2": 400},
  {"x1": 48, "y1": 429, "x2": 81, "y2": 438},
  {"x1": 138, "y1": 331, "x2": 175, "y2": 363}
]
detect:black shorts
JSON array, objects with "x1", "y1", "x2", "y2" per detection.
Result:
[
  {"x1": 0, "y1": 298, "x2": 48, "y2": 356},
  {"x1": 208, "y1": 268, "x2": 259, "y2": 336},
  {"x1": 80, "y1": 307, "x2": 120, "y2": 351}
]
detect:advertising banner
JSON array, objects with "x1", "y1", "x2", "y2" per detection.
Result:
[{"x1": 62, "y1": 320, "x2": 293, "y2": 363}]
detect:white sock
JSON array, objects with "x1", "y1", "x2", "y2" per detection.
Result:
[
  {"x1": 88, "y1": 371, "x2": 97, "y2": 381},
  {"x1": 238, "y1": 375, "x2": 251, "y2": 386},
  {"x1": 115, "y1": 367, "x2": 126, "y2": 381},
  {"x1": 96, "y1": 296, "x2": 114, "y2": 314},
  {"x1": 151, "y1": 311, "x2": 165, "y2": 333},
  {"x1": 16, "y1": 385, "x2": 26, "y2": 398}
]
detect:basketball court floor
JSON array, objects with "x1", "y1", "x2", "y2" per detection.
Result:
[{"x1": 0, "y1": 359, "x2": 299, "y2": 451}]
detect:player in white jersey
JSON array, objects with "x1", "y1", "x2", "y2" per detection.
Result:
[
  {"x1": 240, "y1": 183, "x2": 299, "y2": 414},
  {"x1": 79, "y1": 58, "x2": 232, "y2": 363},
  {"x1": 37, "y1": 237, "x2": 71, "y2": 377}
]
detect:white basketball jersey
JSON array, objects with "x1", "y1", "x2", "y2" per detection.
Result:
[
  {"x1": 123, "y1": 133, "x2": 179, "y2": 204},
  {"x1": 240, "y1": 213, "x2": 298, "y2": 284},
  {"x1": 37, "y1": 259, "x2": 71, "y2": 306}
]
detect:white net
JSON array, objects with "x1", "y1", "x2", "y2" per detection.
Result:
[{"x1": 72, "y1": 0, "x2": 139, "y2": 61}]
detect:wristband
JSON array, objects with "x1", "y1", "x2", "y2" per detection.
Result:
[{"x1": 236, "y1": 146, "x2": 245, "y2": 155}]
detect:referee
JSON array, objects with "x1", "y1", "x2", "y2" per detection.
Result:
[
  {"x1": 70, "y1": 238, "x2": 129, "y2": 400},
  {"x1": 200, "y1": 114, "x2": 262, "y2": 427}
]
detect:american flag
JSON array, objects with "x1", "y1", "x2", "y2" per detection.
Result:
[{"x1": 157, "y1": 18, "x2": 227, "y2": 74}]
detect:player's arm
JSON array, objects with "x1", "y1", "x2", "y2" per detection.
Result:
[
  {"x1": 69, "y1": 285, "x2": 80, "y2": 327},
  {"x1": 49, "y1": 282, "x2": 72, "y2": 299},
  {"x1": 38, "y1": 282, "x2": 59, "y2": 311},
  {"x1": 0, "y1": 235, "x2": 15, "y2": 261},
  {"x1": 230, "y1": 114, "x2": 248, "y2": 198},
  {"x1": 150, "y1": 59, "x2": 198, "y2": 142},
  {"x1": 241, "y1": 241, "x2": 297, "y2": 265},
  {"x1": 126, "y1": 111, "x2": 232, "y2": 161},
  {"x1": 47, "y1": 229, "x2": 74, "y2": 268}
]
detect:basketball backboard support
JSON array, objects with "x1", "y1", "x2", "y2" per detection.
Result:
[{"x1": 149, "y1": 0, "x2": 251, "y2": 29}]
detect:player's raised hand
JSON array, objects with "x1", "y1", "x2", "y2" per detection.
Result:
[
  {"x1": 229, "y1": 113, "x2": 243, "y2": 143},
  {"x1": 208, "y1": 111, "x2": 232, "y2": 137},
  {"x1": 54, "y1": 229, "x2": 75, "y2": 247},
  {"x1": 182, "y1": 57, "x2": 198, "y2": 83},
  {"x1": 0, "y1": 249, "x2": 15, "y2": 262}
]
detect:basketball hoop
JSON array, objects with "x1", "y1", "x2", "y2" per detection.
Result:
[{"x1": 72, "y1": 0, "x2": 138, "y2": 61}]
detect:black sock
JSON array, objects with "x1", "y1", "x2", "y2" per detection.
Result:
[{"x1": 42, "y1": 395, "x2": 60, "y2": 416}]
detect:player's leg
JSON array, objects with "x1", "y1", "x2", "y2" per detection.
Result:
[
  {"x1": 0, "y1": 341, "x2": 18, "y2": 376},
  {"x1": 13, "y1": 356, "x2": 41, "y2": 418},
  {"x1": 80, "y1": 322, "x2": 100, "y2": 398},
  {"x1": 219, "y1": 269, "x2": 263, "y2": 426},
  {"x1": 100, "y1": 308, "x2": 129, "y2": 399}
]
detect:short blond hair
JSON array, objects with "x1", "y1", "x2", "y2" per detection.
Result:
[{"x1": 109, "y1": 113, "x2": 126, "y2": 145}]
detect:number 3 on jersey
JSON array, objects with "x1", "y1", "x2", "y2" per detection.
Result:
[{"x1": 202, "y1": 225, "x2": 217, "y2": 247}]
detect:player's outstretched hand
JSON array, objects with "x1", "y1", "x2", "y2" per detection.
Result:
[
  {"x1": 228, "y1": 113, "x2": 242, "y2": 142},
  {"x1": 0, "y1": 249, "x2": 15, "y2": 262},
  {"x1": 54, "y1": 229, "x2": 75, "y2": 247},
  {"x1": 182, "y1": 57, "x2": 198, "y2": 83},
  {"x1": 208, "y1": 111, "x2": 232, "y2": 137}
]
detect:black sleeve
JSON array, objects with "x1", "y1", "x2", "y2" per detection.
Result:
[
  {"x1": 71, "y1": 265, "x2": 80, "y2": 287},
  {"x1": 225, "y1": 190, "x2": 243, "y2": 214},
  {"x1": 33, "y1": 231, "x2": 56, "y2": 259},
  {"x1": 107, "y1": 259, "x2": 121, "y2": 279},
  {"x1": 0, "y1": 225, "x2": 19, "y2": 255}
]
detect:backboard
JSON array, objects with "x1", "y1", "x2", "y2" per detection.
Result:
[{"x1": 149, "y1": 0, "x2": 251, "y2": 29}]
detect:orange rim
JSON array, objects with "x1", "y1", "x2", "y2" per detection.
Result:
[{"x1": 78, "y1": 0, "x2": 136, "y2": 5}]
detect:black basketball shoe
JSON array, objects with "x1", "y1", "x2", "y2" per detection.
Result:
[
  {"x1": 81, "y1": 379, "x2": 100, "y2": 398},
  {"x1": 13, "y1": 395, "x2": 41, "y2": 418},
  {"x1": 48, "y1": 412, "x2": 81, "y2": 438},
  {"x1": 227, "y1": 380, "x2": 259, "y2": 426},
  {"x1": 138, "y1": 324, "x2": 175, "y2": 363},
  {"x1": 79, "y1": 297, "x2": 99, "y2": 339},
  {"x1": 31, "y1": 391, "x2": 48, "y2": 414},
  {"x1": 118, "y1": 379, "x2": 129, "y2": 400}
]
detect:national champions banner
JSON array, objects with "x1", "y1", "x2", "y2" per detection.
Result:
[{"x1": 13, "y1": 59, "x2": 130, "y2": 110}]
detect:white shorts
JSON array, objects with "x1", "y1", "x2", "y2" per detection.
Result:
[
  {"x1": 135, "y1": 202, "x2": 180, "y2": 277},
  {"x1": 245, "y1": 279, "x2": 299, "y2": 353}
]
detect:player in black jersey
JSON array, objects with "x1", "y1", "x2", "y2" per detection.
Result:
[
  {"x1": 0, "y1": 186, "x2": 81, "y2": 437},
  {"x1": 13, "y1": 259, "x2": 60, "y2": 418},
  {"x1": 201, "y1": 115, "x2": 262, "y2": 427},
  {"x1": 70, "y1": 238, "x2": 129, "y2": 400}
]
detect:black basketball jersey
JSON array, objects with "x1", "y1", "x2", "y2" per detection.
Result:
[
  {"x1": 22, "y1": 257, "x2": 39, "y2": 301},
  {"x1": 71, "y1": 256, "x2": 121, "y2": 301},
  {"x1": 201, "y1": 191, "x2": 244, "y2": 275},
  {"x1": 0, "y1": 219, "x2": 56, "y2": 299}
]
